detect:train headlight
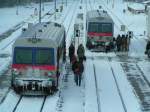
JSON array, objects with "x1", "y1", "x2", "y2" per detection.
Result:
[
  {"x1": 12, "y1": 69, "x2": 19, "y2": 75},
  {"x1": 92, "y1": 41, "x2": 95, "y2": 45}
]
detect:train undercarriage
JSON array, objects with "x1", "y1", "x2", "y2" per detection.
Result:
[{"x1": 12, "y1": 79, "x2": 58, "y2": 95}]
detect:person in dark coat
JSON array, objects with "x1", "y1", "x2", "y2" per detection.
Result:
[
  {"x1": 71, "y1": 55, "x2": 77, "y2": 65},
  {"x1": 116, "y1": 34, "x2": 121, "y2": 51},
  {"x1": 77, "y1": 44, "x2": 85, "y2": 62},
  {"x1": 69, "y1": 43, "x2": 75, "y2": 63},
  {"x1": 145, "y1": 41, "x2": 150, "y2": 54},
  {"x1": 121, "y1": 34, "x2": 126, "y2": 51},
  {"x1": 72, "y1": 60, "x2": 84, "y2": 86},
  {"x1": 125, "y1": 34, "x2": 129, "y2": 51}
]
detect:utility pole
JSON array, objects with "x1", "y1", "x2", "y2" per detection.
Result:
[
  {"x1": 39, "y1": 0, "x2": 42, "y2": 23},
  {"x1": 62, "y1": 0, "x2": 63, "y2": 5},
  {"x1": 66, "y1": 0, "x2": 67, "y2": 6},
  {"x1": 42, "y1": 1, "x2": 44, "y2": 11},
  {"x1": 112, "y1": 0, "x2": 114, "y2": 8},
  {"x1": 54, "y1": 0, "x2": 56, "y2": 20},
  {"x1": 16, "y1": 0, "x2": 19, "y2": 15}
]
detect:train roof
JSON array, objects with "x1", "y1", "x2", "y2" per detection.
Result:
[
  {"x1": 14, "y1": 22, "x2": 65, "y2": 48},
  {"x1": 86, "y1": 10, "x2": 114, "y2": 23}
]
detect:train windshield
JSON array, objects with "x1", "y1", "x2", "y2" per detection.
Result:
[
  {"x1": 88, "y1": 23, "x2": 112, "y2": 33},
  {"x1": 15, "y1": 48, "x2": 32, "y2": 64},
  {"x1": 88, "y1": 23, "x2": 99, "y2": 32},
  {"x1": 35, "y1": 49, "x2": 53, "y2": 65},
  {"x1": 14, "y1": 48, "x2": 54, "y2": 65},
  {"x1": 101, "y1": 24, "x2": 112, "y2": 33}
]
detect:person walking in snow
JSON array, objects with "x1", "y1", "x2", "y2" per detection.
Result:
[
  {"x1": 116, "y1": 34, "x2": 121, "y2": 52},
  {"x1": 72, "y1": 60, "x2": 84, "y2": 86},
  {"x1": 77, "y1": 44, "x2": 85, "y2": 63},
  {"x1": 71, "y1": 55, "x2": 77, "y2": 65},
  {"x1": 145, "y1": 41, "x2": 150, "y2": 54},
  {"x1": 69, "y1": 43, "x2": 75, "y2": 63}
]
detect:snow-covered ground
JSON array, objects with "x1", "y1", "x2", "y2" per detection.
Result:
[
  {"x1": 0, "y1": 2, "x2": 54, "y2": 35},
  {"x1": 0, "y1": 0, "x2": 150, "y2": 112}
]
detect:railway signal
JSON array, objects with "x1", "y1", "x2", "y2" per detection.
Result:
[{"x1": 75, "y1": 29, "x2": 80, "y2": 37}]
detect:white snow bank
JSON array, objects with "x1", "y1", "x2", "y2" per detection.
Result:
[{"x1": 128, "y1": 3, "x2": 145, "y2": 10}]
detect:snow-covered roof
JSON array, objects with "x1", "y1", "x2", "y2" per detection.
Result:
[
  {"x1": 86, "y1": 10, "x2": 113, "y2": 23},
  {"x1": 128, "y1": 3, "x2": 145, "y2": 10},
  {"x1": 14, "y1": 22, "x2": 65, "y2": 48},
  {"x1": 142, "y1": 0, "x2": 150, "y2": 5}
]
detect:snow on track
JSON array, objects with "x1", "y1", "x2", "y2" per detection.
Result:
[
  {"x1": 121, "y1": 60, "x2": 150, "y2": 111},
  {"x1": 42, "y1": 95, "x2": 59, "y2": 112},
  {"x1": 138, "y1": 61, "x2": 150, "y2": 85},
  {"x1": 110, "y1": 60, "x2": 142, "y2": 112},
  {"x1": 0, "y1": 90, "x2": 20, "y2": 112},
  {"x1": 84, "y1": 59, "x2": 99, "y2": 112},
  {"x1": 93, "y1": 59, "x2": 125, "y2": 112},
  {"x1": 15, "y1": 96, "x2": 45, "y2": 112}
]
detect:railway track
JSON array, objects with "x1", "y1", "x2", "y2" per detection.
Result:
[
  {"x1": 92, "y1": 59, "x2": 101, "y2": 112},
  {"x1": 12, "y1": 96, "x2": 23, "y2": 112},
  {"x1": 12, "y1": 96, "x2": 47, "y2": 112},
  {"x1": 121, "y1": 61, "x2": 150, "y2": 112},
  {"x1": 91, "y1": 56, "x2": 128, "y2": 112},
  {"x1": 107, "y1": 57, "x2": 127, "y2": 112}
]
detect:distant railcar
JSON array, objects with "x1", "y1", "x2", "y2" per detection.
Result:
[
  {"x1": 86, "y1": 10, "x2": 114, "y2": 52},
  {"x1": 11, "y1": 22, "x2": 66, "y2": 95}
]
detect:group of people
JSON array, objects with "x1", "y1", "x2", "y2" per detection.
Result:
[
  {"x1": 115, "y1": 34, "x2": 131, "y2": 52},
  {"x1": 69, "y1": 43, "x2": 85, "y2": 86}
]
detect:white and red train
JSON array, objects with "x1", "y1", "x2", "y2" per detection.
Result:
[
  {"x1": 11, "y1": 22, "x2": 66, "y2": 95},
  {"x1": 86, "y1": 10, "x2": 114, "y2": 52}
]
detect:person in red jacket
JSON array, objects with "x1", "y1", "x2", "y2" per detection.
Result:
[
  {"x1": 72, "y1": 60, "x2": 84, "y2": 86},
  {"x1": 71, "y1": 55, "x2": 77, "y2": 65}
]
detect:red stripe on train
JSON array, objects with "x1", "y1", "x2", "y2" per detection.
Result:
[
  {"x1": 88, "y1": 32, "x2": 113, "y2": 37},
  {"x1": 12, "y1": 64, "x2": 57, "y2": 71}
]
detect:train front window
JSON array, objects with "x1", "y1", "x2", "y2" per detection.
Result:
[
  {"x1": 35, "y1": 49, "x2": 53, "y2": 65},
  {"x1": 88, "y1": 23, "x2": 112, "y2": 33},
  {"x1": 15, "y1": 48, "x2": 32, "y2": 64},
  {"x1": 88, "y1": 23, "x2": 99, "y2": 32},
  {"x1": 101, "y1": 24, "x2": 112, "y2": 33}
]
